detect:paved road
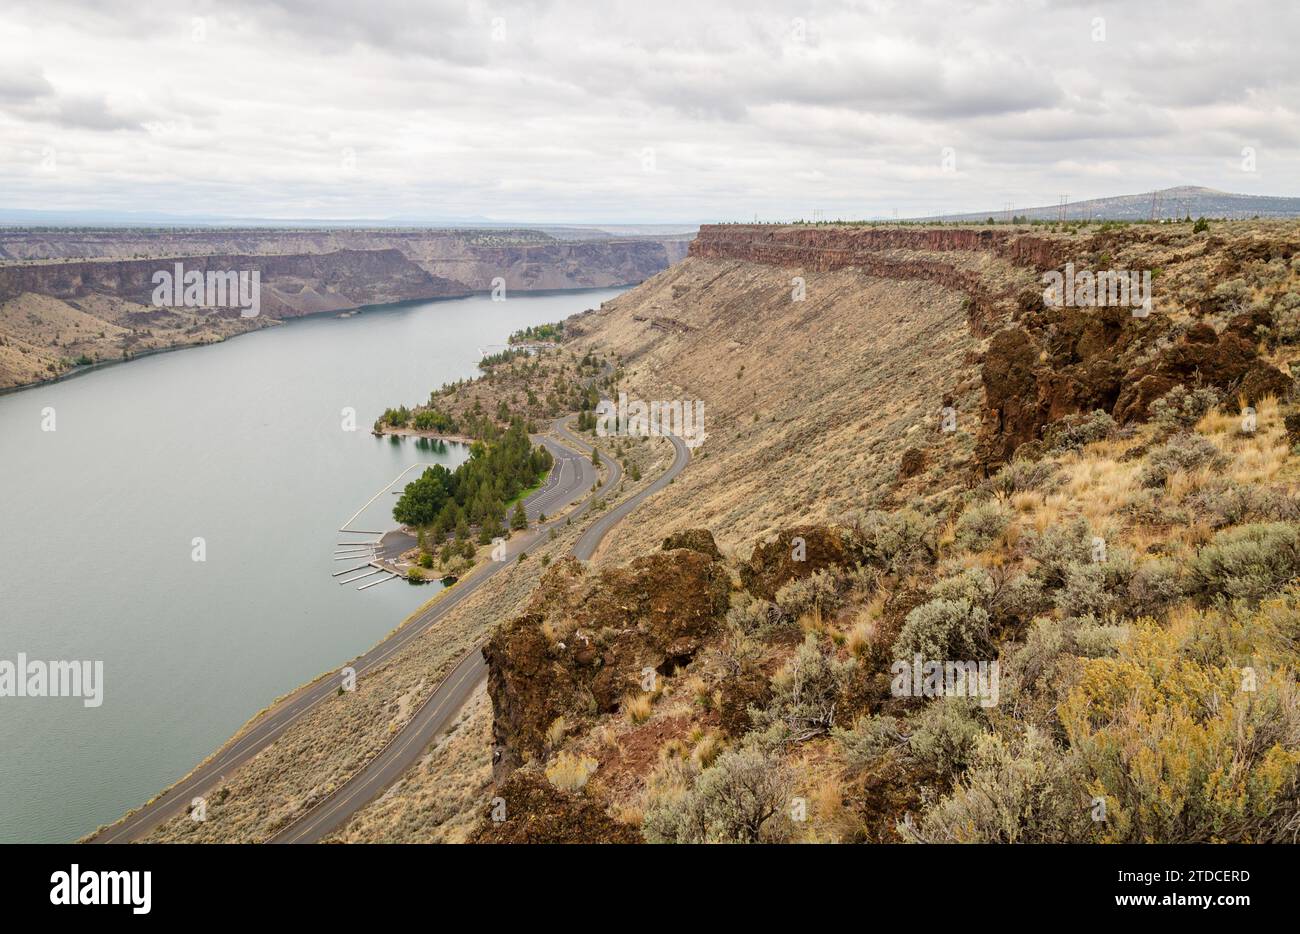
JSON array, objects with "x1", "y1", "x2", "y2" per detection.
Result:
[
  {"x1": 268, "y1": 425, "x2": 688, "y2": 843},
  {"x1": 88, "y1": 422, "x2": 605, "y2": 844}
]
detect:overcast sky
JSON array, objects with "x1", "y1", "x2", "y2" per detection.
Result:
[{"x1": 1, "y1": 0, "x2": 1297, "y2": 223}]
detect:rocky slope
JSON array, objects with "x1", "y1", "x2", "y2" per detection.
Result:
[
  {"x1": 0, "y1": 248, "x2": 462, "y2": 312},
  {"x1": 555, "y1": 220, "x2": 1296, "y2": 562},
  {"x1": 471, "y1": 219, "x2": 1300, "y2": 844}
]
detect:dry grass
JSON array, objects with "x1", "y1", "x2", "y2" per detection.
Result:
[
  {"x1": 623, "y1": 693, "x2": 654, "y2": 725},
  {"x1": 545, "y1": 716, "x2": 568, "y2": 749},
  {"x1": 691, "y1": 732, "x2": 724, "y2": 769},
  {"x1": 544, "y1": 752, "x2": 599, "y2": 792}
]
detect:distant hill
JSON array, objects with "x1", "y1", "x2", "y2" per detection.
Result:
[{"x1": 920, "y1": 186, "x2": 1300, "y2": 222}]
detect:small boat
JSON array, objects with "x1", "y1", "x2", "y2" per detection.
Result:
[{"x1": 440, "y1": 575, "x2": 459, "y2": 587}]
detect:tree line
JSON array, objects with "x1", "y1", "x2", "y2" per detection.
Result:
[{"x1": 392, "y1": 420, "x2": 552, "y2": 543}]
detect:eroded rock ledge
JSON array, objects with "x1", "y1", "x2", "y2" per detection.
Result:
[{"x1": 690, "y1": 223, "x2": 1295, "y2": 470}]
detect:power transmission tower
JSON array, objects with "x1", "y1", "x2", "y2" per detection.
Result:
[{"x1": 1059, "y1": 194, "x2": 1068, "y2": 222}]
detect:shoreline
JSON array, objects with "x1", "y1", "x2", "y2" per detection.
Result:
[
  {"x1": 373, "y1": 426, "x2": 478, "y2": 445},
  {"x1": 0, "y1": 284, "x2": 631, "y2": 399}
]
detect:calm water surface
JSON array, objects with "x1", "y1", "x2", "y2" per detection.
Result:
[{"x1": 0, "y1": 288, "x2": 626, "y2": 841}]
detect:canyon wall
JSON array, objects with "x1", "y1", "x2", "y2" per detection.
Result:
[
  {"x1": 0, "y1": 249, "x2": 466, "y2": 316},
  {"x1": 0, "y1": 228, "x2": 693, "y2": 293},
  {"x1": 0, "y1": 228, "x2": 692, "y2": 391},
  {"x1": 570, "y1": 221, "x2": 1295, "y2": 546}
]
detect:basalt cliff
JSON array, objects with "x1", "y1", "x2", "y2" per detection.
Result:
[
  {"x1": 0, "y1": 227, "x2": 691, "y2": 391},
  {"x1": 553, "y1": 220, "x2": 1297, "y2": 562},
  {"x1": 464, "y1": 218, "x2": 1300, "y2": 844}
]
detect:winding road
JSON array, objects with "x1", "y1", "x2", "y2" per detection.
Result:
[
  {"x1": 90, "y1": 417, "x2": 687, "y2": 844},
  {"x1": 268, "y1": 424, "x2": 688, "y2": 843}
]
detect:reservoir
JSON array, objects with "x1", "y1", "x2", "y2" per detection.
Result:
[{"x1": 0, "y1": 287, "x2": 626, "y2": 842}]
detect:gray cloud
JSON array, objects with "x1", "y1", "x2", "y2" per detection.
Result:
[{"x1": 0, "y1": 0, "x2": 1296, "y2": 221}]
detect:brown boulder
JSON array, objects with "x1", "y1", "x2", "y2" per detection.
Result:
[
  {"x1": 470, "y1": 771, "x2": 641, "y2": 844},
  {"x1": 661, "y1": 528, "x2": 722, "y2": 559},
  {"x1": 899, "y1": 446, "x2": 926, "y2": 479},
  {"x1": 741, "y1": 525, "x2": 856, "y2": 601},
  {"x1": 976, "y1": 326, "x2": 1042, "y2": 467},
  {"x1": 1116, "y1": 322, "x2": 1292, "y2": 417},
  {"x1": 715, "y1": 660, "x2": 772, "y2": 737},
  {"x1": 483, "y1": 614, "x2": 594, "y2": 775},
  {"x1": 978, "y1": 297, "x2": 1290, "y2": 471},
  {"x1": 1285, "y1": 411, "x2": 1300, "y2": 447},
  {"x1": 485, "y1": 548, "x2": 730, "y2": 773}
]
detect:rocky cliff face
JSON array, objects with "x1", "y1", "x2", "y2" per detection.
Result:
[
  {"x1": 687, "y1": 222, "x2": 1296, "y2": 470},
  {"x1": 483, "y1": 547, "x2": 731, "y2": 774},
  {"x1": 446, "y1": 238, "x2": 691, "y2": 291},
  {"x1": 0, "y1": 228, "x2": 693, "y2": 292},
  {"x1": 0, "y1": 228, "x2": 693, "y2": 391},
  {"x1": 0, "y1": 248, "x2": 466, "y2": 316}
]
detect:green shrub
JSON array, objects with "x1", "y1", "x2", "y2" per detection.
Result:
[
  {"x1": 1140, "y1": 433, "x2": 1224, "y2": 488},
  {"x1": 774, "y1": 569, "x2": 842, "y2": 621},
  {"x1": 1045, "y1": 410, "x2": 1117, "y2": 451},
  {"x1": 954, "y1": 501, "x2": 1009, "y2": 552},
  {"x1": 1027, "y1": 518, "x2": 1093, "y2": 590},
  {"x1": 726, "y1": 592, "x2": 785, "y2": 635},
  {"x1": 1054, "y1": 552, "x2": 1136, "y2": 620},
  {"x1": 894, "y1": 598, "x2": 992, "y2": 661},
  {"x1": 1189, "y1": 483, "x2": 1300, "y2": 529},
  {"x1": 928, "y1": 566, "x2": 1046, "y2": 628},
  {"x1": 1149, "y1": 384, "x2": 1222, "y2": 435},
  {"x1": 1071, "y1": 619, "x2": 1131, "y2": 657},
  {"x1": 1006, "y1": 617, "x2": 1070, "y2": 692},
  {"x1": 900, "y1": 728, "x2": 1092, "y2": 843},
  {"x1": 1188, "y1": 522, "x2": 1300, "y2": 604},
  {"x1": 642, "y1": 746, "x2": 795, "y2": 844},
  {"x1": 1061, "y1": 614, "x2": 1300, "y2": 842},
  {"x1": 928, "y1": 567, "x2": 996, "y2": 606},
  {"x1": 856, "y1": 508, "x2": 937, "y2": 573},
  {"x1": 752, "y1": 635, "x2": 855, "y2": 740},
  {"x1": 909, "y1": 698, "x2": 985, "y2": 775},
  {"x1": 1125, "y1": 557, "x2": 1185, "y2": 618},
  {"x1": 981, "y1": 459, "x2": 1059, "y2": 497},
  {"x1": 832, "y1": 715, "x2": 905, "y2": 772}
]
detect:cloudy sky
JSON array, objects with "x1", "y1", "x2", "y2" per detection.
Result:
[{"x1": 1, "y1": 0, "x2": 1297, "y2": 223}]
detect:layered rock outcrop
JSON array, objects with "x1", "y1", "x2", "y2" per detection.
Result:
[
  {"x1": 0, "y1": 249, "x2": 466, "y2": 317},
  {"x1": 689, "y1": 223, "x2": 1295, "y2": 470},
  {"x1": 483, "y1": 545, "x2": 730, "y2": 774}
]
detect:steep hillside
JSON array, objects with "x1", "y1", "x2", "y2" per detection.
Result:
[
  {"x1": 466, "y1": 218, "x2": 1300, "y2": 844},
  {"x1": 562, "y1": 220, "x2": 1297, "y2": 561}
]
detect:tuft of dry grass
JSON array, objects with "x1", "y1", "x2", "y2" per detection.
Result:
[
  {"x1": 691, "y1": 732, "x2": 724, "y2": 769},
  {"x1": 683, "y1": 675, "x2": 712, "y2": 710},
  {"x1": 544, "y1": 751, "x2": 599, "y2": 793},
  {"x1": 623, "y1": 692, "x2": 654, "y2": 725}
]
